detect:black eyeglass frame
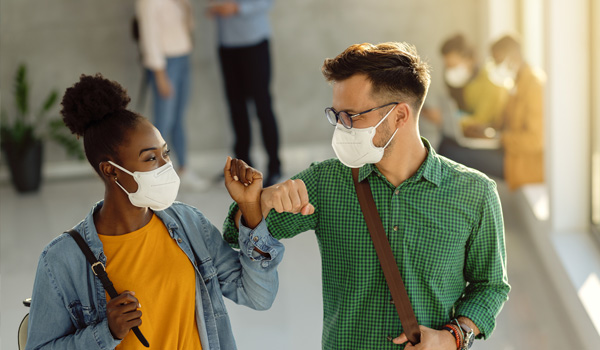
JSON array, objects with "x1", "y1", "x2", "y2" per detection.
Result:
[{"x1": 325, "y1": 102, "x2": 399, "y2": 129}]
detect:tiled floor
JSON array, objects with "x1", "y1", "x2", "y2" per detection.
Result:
[{"x1": 0, "y1": 145, "x2": 586, "y2": 349}]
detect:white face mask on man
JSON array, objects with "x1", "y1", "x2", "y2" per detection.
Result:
[
  {"x1": 331, "y1": 104, "x2": 398, "y2": 168},
  {"x1": 109, "y1": 161, "x2": 180, "y2": 211}
]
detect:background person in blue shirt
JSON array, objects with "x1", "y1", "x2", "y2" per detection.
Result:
[{"x1": 208, "y1": 0, "x2": 282, "y2": 186}]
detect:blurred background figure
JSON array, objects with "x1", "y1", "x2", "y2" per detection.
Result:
[
  {"x1": 208, "y1": 0, "x2": 282, "y2": 186},
  {"x1": 136, "y1": 0, "x2": 208, "y2": 190},
  {"x1": 437, "y1": 33, "x2": 508, "y2": 180},
  {"x1": 491, "y1": 34, "x2": 545, "y2": 190}
]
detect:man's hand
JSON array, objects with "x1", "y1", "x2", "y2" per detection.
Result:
[
  {"x1": 261, "y1": 179, "x2": 314, "y2": 218},
  {"x1": 106, "y1": 291, "x2": 142, "y2": 340},
  {"x1": 206, "y1": 1, "x2": 239, "y2": 17},
  {"x1": 393, "y1": 325, "x2": 456, "y2": 349},
  {"x1": 225, "y1": 157, "x2": 263, "y2": 228}
]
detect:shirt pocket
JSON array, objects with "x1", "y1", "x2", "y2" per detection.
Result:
[
  {"x1": 67, "y1": 300, "x2": 98, "y2": 329},
  {"x1": 196, "y1": 257, "x2": 228, "y2": 318},
  {"x1": 403, "y1": 226, "x2": 468, "y2": 281}
]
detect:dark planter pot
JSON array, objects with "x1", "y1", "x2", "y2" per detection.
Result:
[{"x1": 1, "y1": 139, "x2": 43, "y2": 193}]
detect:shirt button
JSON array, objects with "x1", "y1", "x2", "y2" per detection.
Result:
[
  {"x1": 261, "y1": 261, "x2": 269, "y2": 268},
  {"x1": 394, "y1": 190, "x2": 399, "y2": 195},
  {"x1": 177, "y1": 238, "x2": 183, "y2": 243},
  {"x1": 393, "y1": 225, "x2": 398, "y2": 231},
  {"x1": 253, "y1": 236, "x2": 259, "y2": 242}
]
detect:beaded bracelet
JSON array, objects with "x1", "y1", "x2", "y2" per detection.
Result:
[
  {"x1": 450, "y1": 319, "x2": 466, "y2": 348},
  {"x1": 442, "y1": 324, "x2": 462, "y2": 349}
]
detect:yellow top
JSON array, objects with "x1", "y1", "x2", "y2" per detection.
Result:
[
  {"x1": 98, "y1": 214, "x2": 202, "y2": 350},
  {"x1": 461, "y1": 62, "x2": 509, "y2": 130}
]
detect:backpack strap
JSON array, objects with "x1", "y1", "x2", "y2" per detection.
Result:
[
  {"x1": 67, "y1": 229, "x2": 149, "y2": 347},
  {"x1": 351, "y1": 168, "x2": 421, "y2": 345}
]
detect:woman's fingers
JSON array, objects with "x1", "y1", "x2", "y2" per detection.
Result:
[{"x1": 226, "y1": 158, "x2": 263, "y2": 186}]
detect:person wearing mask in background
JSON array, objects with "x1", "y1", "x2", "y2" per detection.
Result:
[
  {"x1": 25, "y1": 74, "x2": 284, "y2": 350},
  {"x1": 207, "y1": 0, "x2": 282, "y2": 186},
  {"x1": 490, "y1": 34, "x2": 545, "y2": 190},
  {"x1": 224, "y1": 42, "x2": 509, "y2": 349},
  {"x1": 136, "y1": 0, "x2": 208, "y2": 190},
  {"x1": 437, "y1": 34, "x2": 509, "y2": 180}
]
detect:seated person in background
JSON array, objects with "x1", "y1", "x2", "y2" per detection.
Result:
[
  {"x1": 441, "y1": 34, "x2": 509, "y2": 137},
  {"x1": 25, "y1": 74, "x2": 284, "y2": 350},
  {"x1": 491, "y1": 34, "x2": 545, "y2": 190},
  {"x1": 437, "y1": 34, "x2": 508, "y2": 179}
]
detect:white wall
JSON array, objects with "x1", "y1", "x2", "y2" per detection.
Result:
[
  {"x1": 545, "y1": 0, "x2": 591, "y2": 232},
  {"x1": 0, "y1": 0, "x2": 482, "y2": 169}
]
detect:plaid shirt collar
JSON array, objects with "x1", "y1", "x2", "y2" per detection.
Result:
[{"x1": 358, "y1": 137, "x2": 442, "y2": 187}]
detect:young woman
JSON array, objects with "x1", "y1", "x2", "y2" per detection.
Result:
[{"x1": 25, "y1": 74, "x2": 284, "y2": 350}]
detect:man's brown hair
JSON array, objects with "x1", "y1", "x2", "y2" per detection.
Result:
[{"x1": 322, "y1": 42, "x2": 431, "y2": 111}]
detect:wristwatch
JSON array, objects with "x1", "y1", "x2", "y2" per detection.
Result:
[{"x1": 458, "y1": 321, "x2": 474, "y2": 350}]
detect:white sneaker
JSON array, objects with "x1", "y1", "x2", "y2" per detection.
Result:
[{"x1": 179, "y1": 171, "x2": 210, "y2": 192}]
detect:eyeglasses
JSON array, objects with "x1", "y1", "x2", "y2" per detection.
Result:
[{"x1": 325, "y1": 102, "x2": 399, "y2": 129}]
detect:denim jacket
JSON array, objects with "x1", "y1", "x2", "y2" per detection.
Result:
[{"x1": 26, "y1": 201, "x2": 284, "y2": 350}]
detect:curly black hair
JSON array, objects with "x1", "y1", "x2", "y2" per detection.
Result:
[{"x1": 61, "y1": 73, "x2": 145, "y2": 176}]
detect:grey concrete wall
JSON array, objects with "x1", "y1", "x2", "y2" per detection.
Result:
[{"x1": 1, "y1": 0, "x2": 483, "y2": 165}]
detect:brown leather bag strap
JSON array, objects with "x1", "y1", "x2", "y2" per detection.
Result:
[{"x1": 351, "y1": 168, "x2": 421, "y2": 345}]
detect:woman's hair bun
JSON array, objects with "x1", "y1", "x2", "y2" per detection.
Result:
[{"x1": 61, "y1": 73, "x2": 131, "y2": 136}]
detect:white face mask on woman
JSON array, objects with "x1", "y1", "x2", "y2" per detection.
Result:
[
  {"x1": 445, "y1": 63, "x2": 471, "y2": 88},
  {"x1": 331, "y1": 104, "x2": 398, "y2": 168},
  {"x1": 109, "y1": 161, "x2": 180, "y2": 211}
]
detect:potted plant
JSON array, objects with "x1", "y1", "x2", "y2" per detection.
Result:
[{"x1": 1, "y1": 64, "x2": 84, "y2": 193}]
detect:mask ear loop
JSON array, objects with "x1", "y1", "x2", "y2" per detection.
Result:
[
  {"x1": 374, "y1": 104, "x2": 399, "y2": 149},
  {"x1": 381, "y1": 128, "x2": 399, "y2": 149},
  {"x1": 108, "y1": 161, "x2": 135, "y2": 176},
  {"x1": 108, "y1": 161, "x2": 133, "y2": 195}
]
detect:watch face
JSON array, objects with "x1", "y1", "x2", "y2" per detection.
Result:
[
  {"x1": 459, "y1": 323, "x2": 474, "y2": 349},
  {"x1": 467, "y1": 334, "x2": 474, "y2": 347}
]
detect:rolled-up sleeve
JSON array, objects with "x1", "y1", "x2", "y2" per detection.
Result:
[{"x1": 238, "y1": 218, "x2": 283, "y2": 263}]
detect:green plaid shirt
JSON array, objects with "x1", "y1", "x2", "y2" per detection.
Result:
[{"x1": 223, "y1": 139, "x2": 509, "y2": 349}]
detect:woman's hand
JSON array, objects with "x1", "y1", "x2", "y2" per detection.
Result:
[
  {"x1": 224, "y1": 157, "x2": 263, "y2": 228},
  {"x1": 153, "y1": 70, "x2": 173, "y2": 98},
  {"x1": 106, "y1": 291, "x2": 142, "y2": 340}
]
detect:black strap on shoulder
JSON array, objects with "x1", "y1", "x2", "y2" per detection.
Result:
[
  {"x1": 66, "y1": 229, "x2": 149, "y2": 347},
  {"x1": 67, "y1": 229, "x2": 118, "y2": 298}
]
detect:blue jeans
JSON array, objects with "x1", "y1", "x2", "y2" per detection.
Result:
[{"x1": 147, "y1": 55, "x2": 190, "y2": 168}]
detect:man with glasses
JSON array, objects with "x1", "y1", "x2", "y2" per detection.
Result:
[{"x1": 224, "y1": 42, "x2": 509, "y2": 349}]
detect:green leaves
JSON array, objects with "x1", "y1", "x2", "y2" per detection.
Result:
[
  {"x1": 40, "y1": 90, "x2": 58, "y2": 115},
  {"x1": 48, "y1": 119, "x2": 85, "y2": 160},
  {"x1": 14, "y1": 64, "x2": 29, "y2": 117},
  {"x1": 1, "y1": 63, "x2": 83, "y2": 160}
]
